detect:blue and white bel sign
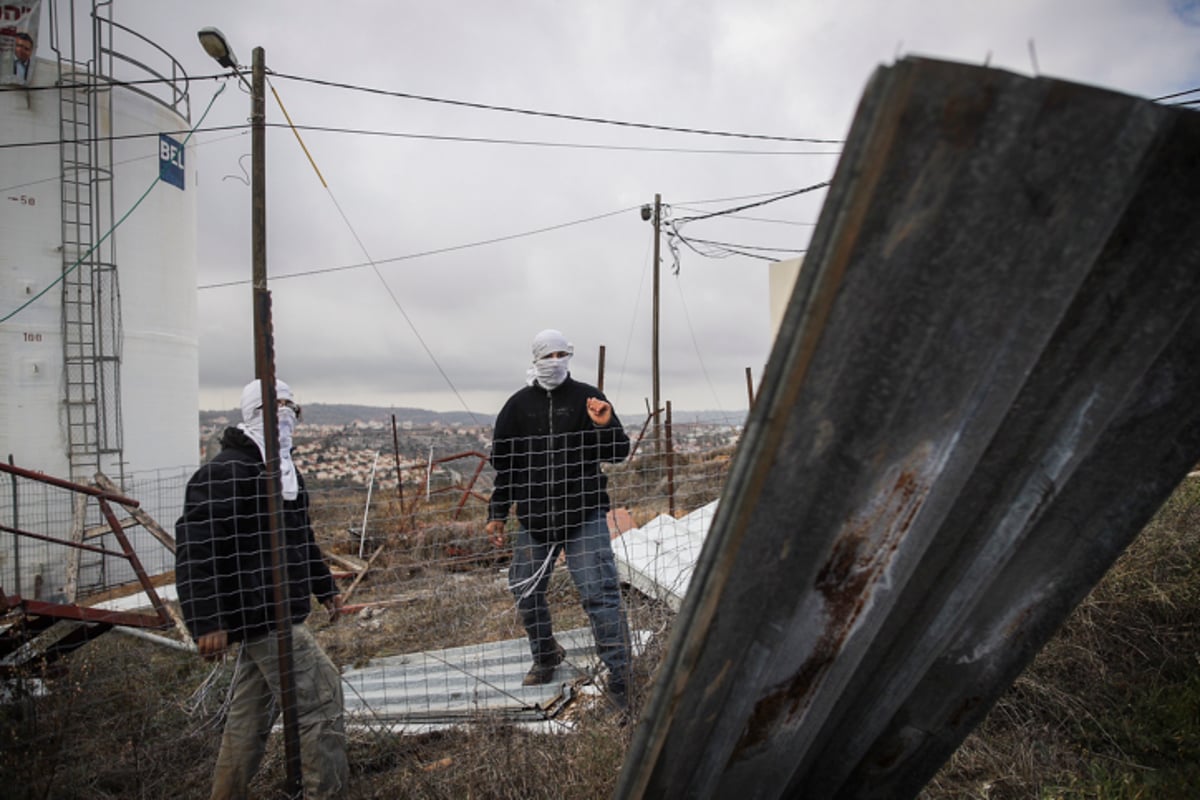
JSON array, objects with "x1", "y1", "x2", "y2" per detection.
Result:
[{"x1": 159, "y1": 134, "x2": 185, "y2": 190}]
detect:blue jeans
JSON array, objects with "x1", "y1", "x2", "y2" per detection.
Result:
[{"x1": 509, "y1": 510, "x2": 630, "y2": 686}]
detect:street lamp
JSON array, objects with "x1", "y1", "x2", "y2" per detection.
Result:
[
  {"x1": 198, "y1": 30, "x2": 303, "y2": 799},
  {"x1": 196, "y1": 27, "x2": 238, "y2": 70}
]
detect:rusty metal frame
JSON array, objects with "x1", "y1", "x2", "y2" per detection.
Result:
[
  {"x1": 422, "y1": 450, "x2": 491, "y2": 520},
  {"x1": 0, "y1": 461, "x2": 173, "y2": 635}
]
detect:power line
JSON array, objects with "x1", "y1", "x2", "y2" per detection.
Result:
[
  {"x1": 271, "y1": 72, "x2": 844, "y2": 145},
  {"x1": 0, "y1": 131, "x2": 247, "y2": 195},
  {"x1": 678, "y1": 237, "x2": 806, "y2": 255},
  {"x1": 673, "y1": 233, "x2": 800, "y2": 263},
  {"x1": 199, "y1": 206, "x2": 640, "y2": 289},
  {"x1": 676, "y1": 188, "x2": 825, "y2": 206},
  {"x1": 0, "y1": 122, "x2": 839, "y2": 157},
  {"x1": 661, "y1": 184, "x2": 828, "y2": 270},
  {"x1": 197, "y1": 184, "x2": 818, "y2": 291},
  {"x1": 1, "y1": 85, "x2": 228, "y2": 324},
  {"x1": 672, "y1": 272, "x2": 726, "y2": 414},
  {"x1": 671, "y1": 206, "x2": 819, "y2": 226},
  {"x1": 266, "y1": 76, "x2": 481, "y2": 424},
  {"x1": 671, "y1": 182, "x2": 831, "y2": 224},
  {"x1": 1152, "y1": 86, "x2": 1200, "y2": 101},
  {"x1": 11, "y1": 69, "x2": 845, "y2": 145}
]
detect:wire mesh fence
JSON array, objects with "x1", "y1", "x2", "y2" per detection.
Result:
[{"x1": 0, "y1": 417, "x2": 740, "y2": 797}]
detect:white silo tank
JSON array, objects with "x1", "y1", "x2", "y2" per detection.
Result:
[{"x1": 1, "y1": 36, "x2": 198, "y2": 596}]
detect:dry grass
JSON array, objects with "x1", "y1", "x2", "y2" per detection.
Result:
[
  {"x1": 2, "y1": 452, "x2": 1196, "y2": 798},
  {"x1": 922, "y1": 476, "x2": 1200, "y2": 799}
]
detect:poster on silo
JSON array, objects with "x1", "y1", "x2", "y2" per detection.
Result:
[{"x1": 1, "y1": 0, "x2": 41, "y2": 87}]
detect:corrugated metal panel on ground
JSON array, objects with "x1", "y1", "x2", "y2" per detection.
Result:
[
  {"x1": 612, "y1": 501, "x2": 718, "y2": 611},
  {"x1": 342, "y1": 626, "x2": 648, "y2": 730},
  {"x1": 617, "y1": 56, "x2": 1200, "y2": 799}
]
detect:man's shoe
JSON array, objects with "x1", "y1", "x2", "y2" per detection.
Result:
[
  {"x1": 607, "y1": 680, "x2": 629, "y2": 712},
  {"x1": 606, "y1": 680, "x2": 631, "y2": 726},
  {"x1": 522, "y1": 641, "x2": 566, "y2": 686}
]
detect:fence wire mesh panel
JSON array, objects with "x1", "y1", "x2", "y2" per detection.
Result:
[
  {"x1": 2, "y1": 414, "x2": 1196, "y2": 798},
  {"x1": 0, "y1": 419, "x2": 737, "y2": 798}
]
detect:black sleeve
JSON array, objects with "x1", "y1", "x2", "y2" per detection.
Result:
[
  {"x1": 488, "y1": 396, "x2": 517, "y2": 522},
  {"x1": 175, "y1": 461, "x2": 237, "y2": 639}
]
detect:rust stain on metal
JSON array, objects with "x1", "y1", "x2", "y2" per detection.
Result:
[{"x1": 732, "y1": 466, "x2": 930, "y2": 760}]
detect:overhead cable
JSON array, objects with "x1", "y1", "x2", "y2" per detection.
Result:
[
  {"x1": 0, "y1": 122, "x2": 838, "y2": 157},
  {"x1": 1, "y1": 85, "x2": 228, "y2": 323},
  {"x1": 267, "y1": 77, "x2": 479, "y2": 423},
  {"x1": 271, "y1": 71, "x2": 844, "y2": 145},
  {"x1": 671, "y1": 181, "x2": 831, "y2": 224},
  {"x1": 20, "y1": 69, "x2": 844, "y2": 144},
  {"x1": 1152, "y1": 86, "x2": 1200, "y2": 101},
  {"x1": 198, "y1": 206, "x2": 639, "y2": 289}
]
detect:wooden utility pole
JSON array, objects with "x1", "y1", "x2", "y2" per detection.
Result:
[{"x1": 651, "y1": 193, "x2": 662, "y2": 456}]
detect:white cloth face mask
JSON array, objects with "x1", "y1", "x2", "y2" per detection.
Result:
[{"x1": 534, "y1": 356, "x2": 570, "y2": 390}]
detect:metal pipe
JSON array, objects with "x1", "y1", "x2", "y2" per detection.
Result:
[
  {"x1": 0, "y1": 460, "x2": 140, "y2": 506},
  {"x1": 8, "y1": 454, "x2": 19, "y2": 597},
  {"x1": 666, "y1": 401, "x2": 676, "y2": 518}
]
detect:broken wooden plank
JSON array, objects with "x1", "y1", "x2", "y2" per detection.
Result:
[
  {"x1": 94, "y1": 472, "x2": 177, "y2": 554},
  {"x1": 341, "y1": 544, "x2": 385, "y2": 606},
  {"x1": 326, "y1": 551, "x2": 368, "y2": 573}
]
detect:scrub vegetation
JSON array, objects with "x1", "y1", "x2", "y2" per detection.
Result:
[{"x1": 923, "y1": 477, "x2": 1200, "y2": 799}]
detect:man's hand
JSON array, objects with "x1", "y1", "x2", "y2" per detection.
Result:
[
  {"x1": 486, "y1": 520, "x2": 507, "y2": 548},
  {"x1": 587, "y1": 397, "x2": 613, "y2": 426},
  {"x1": 324, "y1": 593, "x2": 344, "y2": 622},
  {"x1": 197, "y1": 630, "x2": 229, "y2": 660}
]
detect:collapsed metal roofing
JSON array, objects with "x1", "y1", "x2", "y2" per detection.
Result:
[
  {"x1": 612, "y1": 501, "x2": 718, "y2": 612},
  {"x1": 341, "y1": 626, "x2": 599, "y2": 730},
  {"x1": 340, "y1": 626, "x2": 652, "y2": 731},
  {"x1": 616, "y1": 56, "x2": 1200, "y2": 799}
]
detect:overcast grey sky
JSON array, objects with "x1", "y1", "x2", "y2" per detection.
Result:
[{"x1": 87, "y1": 1, "x2": 1200, "y2": 417}]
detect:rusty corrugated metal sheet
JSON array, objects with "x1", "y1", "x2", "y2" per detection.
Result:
[{"x1": 616, "y1": 57, "x2": 1200, "y2": 799}]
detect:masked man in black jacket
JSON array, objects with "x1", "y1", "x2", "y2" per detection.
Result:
[
  {"x1": 176, "y1": 378, "x2": 346, "y2": 800},
  {"x1": 486, "y1": 329, "x2": 633, "y2": 710}
]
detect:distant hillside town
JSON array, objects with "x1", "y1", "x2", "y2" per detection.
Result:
[{"x1": 197, "y1": 404, "x2": 746, "y2": 489}]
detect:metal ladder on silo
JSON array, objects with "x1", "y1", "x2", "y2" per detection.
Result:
[{"x1": 52, "y1": 4, "x2": 123, "y2": 595}]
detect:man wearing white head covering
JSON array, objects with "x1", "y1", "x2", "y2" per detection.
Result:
[
  {"x1": 487, "y1": 329, "x2": 634, "y2": 713},
  {"x1": 176, "y1": 378, "x2": 347, "y2": 799}
]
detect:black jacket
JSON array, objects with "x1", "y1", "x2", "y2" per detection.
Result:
[
  {"x1": 488, "y1": 375, "x2": 630, "y2": 540},
  {"x1": 175, "y1": 427, "x2": 339, "y2": 643}
]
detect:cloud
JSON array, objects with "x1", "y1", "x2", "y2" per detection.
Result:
[{"x1": 97, "y1": 0, "x2": 1200, "y2": 415}]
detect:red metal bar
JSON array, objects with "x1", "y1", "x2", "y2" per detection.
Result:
[
  {"x1": 452, "y1": 455, "x2": 489, "y2": 520},
  {"x1": 0, "y1": 461, "x2": 140, "y2": 507},
  {"x1": 430, "y1": 487, "x2": 489, "y2": 504},
  {"x1": 0, "y1": 522, "x2": 129, "y2": 558},
  {"x1": 429, "y1": 450, "x2": 489, "y2": 466},
  {"x1": 628, "y1": 408, "x2": 661, "y2": 460},
  {"x1": 6, "y1": 595, "x2": 166, "y2": 629},
  {"x1": 96, "y1": 498, "x2": 173, "y2": 627},
  {"x1": 391, "y1": 414, "x2": 407, "y2": 529}
]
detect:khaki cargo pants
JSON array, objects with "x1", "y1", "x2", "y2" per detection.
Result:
[{"x1": 211, "y1": 624, "x2": 347, "y2": 800}]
